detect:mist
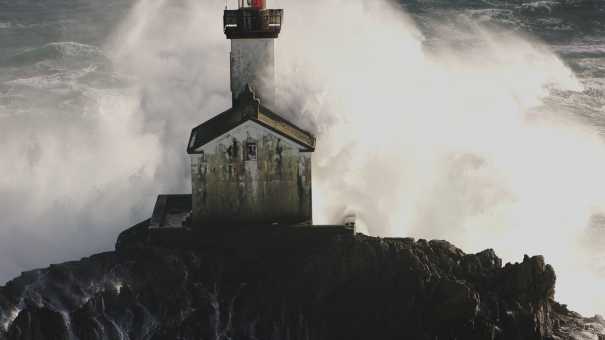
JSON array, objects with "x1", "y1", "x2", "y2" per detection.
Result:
[
  {"x1": 273, "y1": 0, "x2": 605, "y2": 316},
  {"x1": 1, "y1": 0, "x2": 605, "y2": 317}
]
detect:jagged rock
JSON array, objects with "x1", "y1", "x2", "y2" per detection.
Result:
[
  {"x1": 0, "y1": 222, "x2": 601, "y2": 340},
  {"x1": 7, "y1": 307, "x2": 69, "y2": 340},
  {"x1": 430, "y1": 279, "x2": 480, "y2": 324}
]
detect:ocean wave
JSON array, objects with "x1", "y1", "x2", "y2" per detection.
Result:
[
  {"x1": 519, "y1": 1, "x2": 561, "y2": 14},
  {"x1": 534, "y1": 17, "x2": 573, "y2": 31},
  {"x1": 5, "y1": 65, "x2": 99, "y2": 90},
  {"x1": 5, "y1": 42, "x2": 106, "y2": 66},
  {"x1": 554, "y1": 44, "x2": 605, "y2": 58},
  {"x1": 464, "y1": 8, "x2": 522, "y2": 27},
  {"x1": 466, "y1": 8, "x2": 515, "y2": 20}
]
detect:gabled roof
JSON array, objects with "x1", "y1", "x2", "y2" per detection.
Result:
[{"x1": 187, "y1": 86, "x2": 316, "y2": 154}]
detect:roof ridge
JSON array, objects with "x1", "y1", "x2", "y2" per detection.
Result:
[{"x1": 187, "y1": 85, "x2": 316, "y2": 154}]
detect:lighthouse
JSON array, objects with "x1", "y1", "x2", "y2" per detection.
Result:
[
  {"x1": 182, "y1": 1, "x2": 316, "y2": 227},
  {"x1": 224, "y1": 0, "x2": 282, "y2": 106},
  {"x1": 148, "y1": 2, "x2": 315, "y2": 229}
]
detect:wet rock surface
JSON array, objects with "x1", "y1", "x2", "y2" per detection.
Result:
[{"x1": 0, "y1": 221, "x2": 602, "y2": 340}]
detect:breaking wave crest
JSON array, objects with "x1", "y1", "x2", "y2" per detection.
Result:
[{"x1": 4, "y1": 42, "x2": 106, "y2": 66}]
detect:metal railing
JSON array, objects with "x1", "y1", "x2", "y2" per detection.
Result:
[{"x1": 224, "y1": 9, "x2": 283, "y2": 35}]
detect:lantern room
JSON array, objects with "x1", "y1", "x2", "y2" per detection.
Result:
[{"x1": 224, "y1": 1, "x2": 282, "y2": 39}]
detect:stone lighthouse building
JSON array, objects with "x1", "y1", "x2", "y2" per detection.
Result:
[{"x1": 185, "y1": 1, "x2": 315, "y2": 226}]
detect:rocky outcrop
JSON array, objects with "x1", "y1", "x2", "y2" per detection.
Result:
[{"x1": 0, "y1": 222, "x2": 602, "y2": 340}]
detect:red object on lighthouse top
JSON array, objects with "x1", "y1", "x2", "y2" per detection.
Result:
[
  {"x1": 224, "y1": 0, "x2": 282, "y2": 39},
  {"x1": 251, "y1": 0, "x2": 265, "y2": 10}
]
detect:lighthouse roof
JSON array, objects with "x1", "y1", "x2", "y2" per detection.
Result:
[{"x1": 187, "y1": 86, "x2": 316, "y2": 154}]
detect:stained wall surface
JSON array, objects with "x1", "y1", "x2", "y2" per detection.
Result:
[{"x1": 190, "y1": 120, "x2": 312, "y2": 226}]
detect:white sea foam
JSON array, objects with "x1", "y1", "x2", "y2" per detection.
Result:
[
  {"x1": 520, "y1": 1, "x2": 560, "y2": 13},
  {"x1": 273, "y1": 0, "x2": 604, "y2": 317},
  {"x1": 1, "y1": 307, "x2": 20, "y2": 331},
  {"x1": 466, "y1": 9, "x2": 515, "y2": 23},
  {"x1": 8, "y1": 42, "x2": 105, "y2": 66},
  {"x1": 5, "y1": 65, "x2": 99, "y2": 90},
  {"x1": 554, "y1": 44, "x2": 605, "y2": 57},
  {"x1": 43, "y1": 42, "x2": 102, "y2": 58}
]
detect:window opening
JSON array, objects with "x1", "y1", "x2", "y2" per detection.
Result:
[{"x1": 246, "y1": 142, "x2": 257, "y2": 161}]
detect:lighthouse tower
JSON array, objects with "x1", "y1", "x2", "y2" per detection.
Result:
[{"x1": 224, "y1": 0, "x2": 282, "y2": 106}]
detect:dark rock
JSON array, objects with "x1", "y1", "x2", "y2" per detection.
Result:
[
  {"x1": 430, "y1": 279, "x2": 480, "y2": 324},
  {"x1": 0, "y1": 222, "x2": 600, "y2": 340},
  {"x1": 7, "y1": 307, "x2": 69, "y2": 340},
  {"x1": 500, "y1": 255, "x2": 556, "y2": 301}
]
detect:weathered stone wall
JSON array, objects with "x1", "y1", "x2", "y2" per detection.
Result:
[
  {"x1": 230, "y1": 39, "x2": 275, "y2": 105},
  {"x1": 190, "y1": 120, "x2": 312, "y2": 226}
]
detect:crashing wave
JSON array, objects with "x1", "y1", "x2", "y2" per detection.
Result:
[{"x1": 0, "y1": 307, "x2": 20, "y2": 332}]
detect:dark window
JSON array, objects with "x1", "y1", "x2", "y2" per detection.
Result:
[{"x1": 246, "y1": 142, "x2": 257, "y2": 161}]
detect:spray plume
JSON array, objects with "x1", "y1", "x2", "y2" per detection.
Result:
[
  {"x1": 0, "y1": 0, "x2": 603, "y2": 317},
  {"x1": 273, "y1": 0, "x2": 605, "y2": 316}
]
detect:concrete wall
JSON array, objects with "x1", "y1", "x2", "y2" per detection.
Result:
[
  {"x1": 190, "y1": 121, "x2": 312, "y2": 226},
  {"x1": 230, "y1": 39, "x2": 275, "y2": 105}
]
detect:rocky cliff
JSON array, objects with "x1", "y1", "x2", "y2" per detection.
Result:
[{"x1": 0, "y1": 221, "x2": 602, "y2": 340}]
